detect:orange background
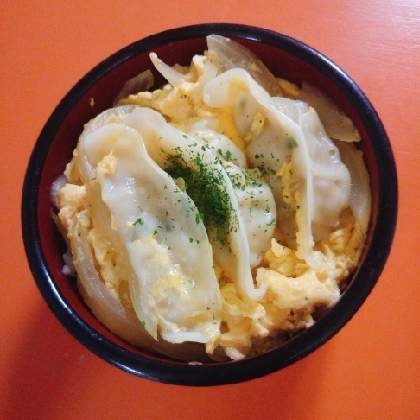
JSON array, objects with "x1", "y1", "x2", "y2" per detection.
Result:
[{"x1": 1, "y1": 1, "x2": 419, "y2": 419}]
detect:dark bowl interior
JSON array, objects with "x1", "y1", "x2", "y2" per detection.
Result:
[{"x1": 21, "y1": 23, "x2": 397, "y2": 386}]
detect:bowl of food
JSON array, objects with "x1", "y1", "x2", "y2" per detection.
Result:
[{"x1": 22, "y1": 23, "x2": 397, "y2": 385}]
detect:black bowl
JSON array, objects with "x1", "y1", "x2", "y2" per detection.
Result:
[{"x1": 21, "y1": 23, "x2": 398, "y2": 386}]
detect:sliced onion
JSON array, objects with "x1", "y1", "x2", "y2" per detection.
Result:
[
  {"x1": 113, "y1": 69, "x2": 154, "y2": 106},
  {"x1": 51, "y1": 174, "x2": 68, "y2": 206},
  {"x1": 206, "y1": 35, "x2": 282, "y2": 97},
  {"x1": 298, "y1": 83, "x2": 361, "y2": 143},
  {"x1": 149, "y1": 53, "x2": 190, "y2": 87},
  {"x1": 334, "y1": 141, "x2": 372, "y2": 233}
]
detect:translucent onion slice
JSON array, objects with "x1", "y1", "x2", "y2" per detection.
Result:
[
  {"x1": 298, "y1": 82, "x2": 361, "y2": 143},
  {"x1": 206, "y1": 35, "x2": 283, "y2": 97},
  {"x1": 51, "y1": 174, "x2": 67, "y2": 206},
  {"x1": 80, "y1": 105, "x2": 136, "y2": 137},
  {"x1": 149, "y1": 53, "x2": 191, "y2": 87},
  {"x1": 113, "y1": 70, "x2": 154, "y2": 106},
  {"x1": 334, "y1": 141, "x2": 372, "y2": 234}
]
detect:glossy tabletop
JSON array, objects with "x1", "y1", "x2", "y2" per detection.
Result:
[{"x1": 1, "y1": 1, "x2": 419, "y2": 419}]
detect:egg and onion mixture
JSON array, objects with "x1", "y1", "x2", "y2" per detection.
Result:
[{"x1": 54, "y1": 36, "x2": 370, "y2": 360}]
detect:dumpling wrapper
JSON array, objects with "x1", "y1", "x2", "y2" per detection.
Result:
[
  {"x1": 70, "y1": 215, "x2": 214, "y2": 362},
  {"x1": 202, "y1": 69, "x2": 314, "y2": 263},
  {"x1": 203, "y1": 68, "x2": 352, "y2": 266},
  {"x1": 79, "y1": 122, "x2": 222, "y2": 345},
  {"x1": 122, "y1": 107, "x2": 267, "y2": 300},
  {"x1": 187, "y1": 128, "x2": 276, "y2": 268}
]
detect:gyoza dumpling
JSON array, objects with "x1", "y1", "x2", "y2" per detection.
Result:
[
  {"x1": 122, "y1": 107, "x2": 267, "y2": 300},
  {"x1": 203, "y1": 68, "x2": 352, "y2": 265},
  {"x1": 188, "y1": 128, "x2": 276, "y2": 267},
  {"x1": 78, "y1": 121, "x2": 222, "y2": 345},
  {"x1": 270, "y1": 97, "x2": 352, "y2": 241}
]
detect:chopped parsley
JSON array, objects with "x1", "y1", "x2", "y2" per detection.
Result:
[
  {"x1": 165, "y1": 147, "x2": 237, "y2": 245},
  {"x1": 286, "y1": 137, "x2": 298, "y2": 149}
]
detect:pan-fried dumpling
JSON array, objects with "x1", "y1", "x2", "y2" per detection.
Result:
[
  {"x1": 187, "y1": 128, "x2": 276, "y2": 267},
  {"x1": 79, "y1": 122, "x2": 222, "y2": 345},
  {"x1": 122, "y1": 107, "x2": 267, "y2": 300},
  {"x1": 203, "y1": 68, "x2": 351, "y2": 266},
  {"x1": 223, "y1": 162, "x2": 277, "y2": 267}
]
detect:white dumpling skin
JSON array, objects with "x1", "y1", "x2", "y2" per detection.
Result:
[
  {"x1": 122, "y1": 107, "x2": 267, "y2": 300},
  {"x1": 80, "y1": 122, "x2": 222, "y2": 344},
  {"x1": 203, "y1": 68, "x2": 352, "y2": 265}
]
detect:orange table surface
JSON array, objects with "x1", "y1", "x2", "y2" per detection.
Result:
[{"x1": 1, "y1": 1, "x2": 419, "y2": 419}]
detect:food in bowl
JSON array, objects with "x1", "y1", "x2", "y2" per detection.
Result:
[{"x1": 51, "y1": 35, "x2": 371, "y2": 362}]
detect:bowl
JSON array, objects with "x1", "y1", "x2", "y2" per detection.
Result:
[{"x1": 21, "y1": 23, "x2": 398, "y2": 386}]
